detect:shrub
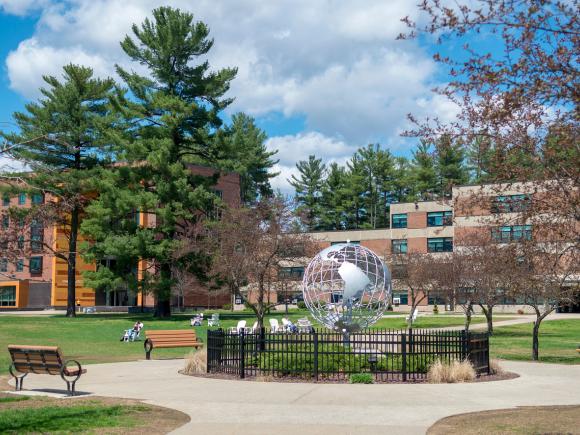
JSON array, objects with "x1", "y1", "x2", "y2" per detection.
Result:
[
  {"x1": 183, "y1": 350, "x2": 207, "y2": 375},
  {"x1": 489, "y1": 358, "x2": 504, "y2": 375},
  {"x1": 517, "y1": 309, "x2": 525, "y2": 315},
  {"x1": 349, "y1": 373, "x2": 374, "y2": 384},
  {"x1": 427, "y1": 359, "x2": 476, "y2": 383},
  {"x1": 222, "y1": 303, "x2": 232, "y2": 311},
  {"x1": 297, "y1": 301, "x2": 307, "y2": 309},
  {"x1": 433, "y1": 304, "x2": 439, "y2": 314}
]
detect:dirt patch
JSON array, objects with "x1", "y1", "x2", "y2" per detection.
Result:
[
  {"x1": 0, "y1": 393, "x2": 190, "y2": 434},
  {"x1": 428, "y1": 405, "x2": 580, "y2": 435}
]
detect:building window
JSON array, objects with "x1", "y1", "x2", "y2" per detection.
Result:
[
  {"x1": 29, "y1": 256, "x2": 43, "y2": 274},
  {"x1": 391, "y1": 239, "x2": 408, "y2": 254},
  {"x1": 491, "y1": 194, "x2": 530, "y2": 213},
  {"x1": 17, "y1": 236, "x2": 24, "y2": 250},
  {"x1": 15, "y1": 259, "x2": 23, "y2": 272},
  {"x1": 0, "y1": 258, "x2": 7, "y2": 272},
  {"x1": 31, "y1": 232, "x2": 43, "y2": 252},
  {"x1": 391, "y1": 213, "x2": 407, "y2": 229},
  {"x1": 278, "y1": 267, "x2": 305, "y2": 280},
  {"x1": 31, "y1": 193, "x2": 44, "y2": 205},
  {"x1": 18, "y1": 193, "x2": 26, "y2": 205},
  {"x1": 427, "y1": 211, "x2": 453, "y2": 227},
  {"x1": 18, "y1": 217, "x2": 25, "y2": 228},
  {"x1": 0, "y1": 286, "x2": 16, "y2": 306},
  {"x1": 427, "y1": 237, "x2": 453, "y2": 252},
  {"x1": 393, "y1": 292, "x2": 408, "y2": 305},
  {"x1": 1, "y1": 215, "x2": 8, "y2": 229},
  {"x1": 213, "y1": 189, "x2": 223, "y2": 199},
  {"x1": 331, "y1": 241, "x2": 360, "y2": 245},
  {"x1": 491, "y1": 225, "x2": 532, "y2": 243},
  {"x1": 2, "y1": 196, "x2": 9, "y2": 207}
]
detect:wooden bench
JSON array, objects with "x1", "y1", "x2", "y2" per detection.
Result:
[
  {"x1": 8, "y1": 345, "x2": 86, "y2": 396},
  {"x1": 144, "y1": 330, "x2": 203, "y2": 360}
]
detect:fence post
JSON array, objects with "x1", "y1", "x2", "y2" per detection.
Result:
[
  {"x1": 401, "y1": 332, "x2": 407, "y2": 382},
  {"x1": 313, "y1": 330, "x2": 319, "y2": 381},
  {"x1": 486, "y1": 333, "x2": 490, "y2": 375},
  {"x1": 463, "y1": 330, "x2": 470, "y2": 362},
  {"x1": 206, "y1": 330, "x2": 211, "y2": 373},
  {"x1": 239, "y1": 329, "x2": 245, "y2": 379}
]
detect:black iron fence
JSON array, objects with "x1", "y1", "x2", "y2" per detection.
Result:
[{"x1": 207, "y1": 328, "x2": 489, "y2": 382}]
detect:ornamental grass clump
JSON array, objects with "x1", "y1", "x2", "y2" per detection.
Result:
[
  {"x1": 183, "y1": 350, "x2": 207, "y2": 375},
  {"x1": 427, "y1": 359, "x2": 476, "y2": 383},
  {"x1": 489, "y1": 358, "x2": 504, "y2": 375}
]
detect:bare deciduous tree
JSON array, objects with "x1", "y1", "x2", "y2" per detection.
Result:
[{"x1": 199, "y1": 198, "x2": 317, "y2": 329}]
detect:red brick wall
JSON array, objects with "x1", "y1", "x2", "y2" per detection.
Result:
[
  {"x1": 361, "y1": 239, "x2": 390, "y2": 256},
  {"x1": 407, "y1": 237, "x2": 427, "y2": 253},
  {"x1": 407, "y1": 212, "x2": 426, "y2": 229}
]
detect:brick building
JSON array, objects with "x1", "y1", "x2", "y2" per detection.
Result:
[
  {"x1": 0, "y1": 165, "x2": 241, "y2": 310},
  {"x1": 294, "y1": 180, "x2": 578, "y2": 313}
]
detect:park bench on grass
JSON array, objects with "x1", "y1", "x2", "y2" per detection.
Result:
[
  {"x1": 144, "y1": 330, "x2": 203, "y2": 360},
  {"x1": 7, "y1": 345, "x2": 86, "y2": 396}
]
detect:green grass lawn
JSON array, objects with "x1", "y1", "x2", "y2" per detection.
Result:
[
  {"x1": 0, "y1": 403, "x2": 146, "y2": 434},
  {"x1": 490, "y1": 319, "x2": 580, "y2": 364}
]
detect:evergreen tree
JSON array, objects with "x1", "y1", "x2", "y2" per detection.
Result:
[
  {"x1": 435, "y1": 135, "x2": 469, "y2": 197},
  {"x1": 411, "y1": 140, "x2": 438, "y2": 200},
  {"x1": 466, "y1": 136, "x2": 494, "y2": 183},
  {"x1": 320, "y1": 162, "x2": 349, "y2": 230},
  {"x1": 213, "y1": 113, "x2": 278, "y2": 204},
  {"x1": 81, "y1": 7, "x2": 237, "y2": 317},
  {"x1": 1, "y1": 64, "x2": 117, "y2": 317},
  {"x1": 392, "y1": 157, "x2": 414, "y2": 203},
  {"x1": 352, "y1": 144, "x2": 396, "y2": 229},
  {"x1": 345, "y1": 155, "x2": 368, "y2": 229},
  {"x1": 289, "y1": 155, "x2": 326, "y2": 230}
]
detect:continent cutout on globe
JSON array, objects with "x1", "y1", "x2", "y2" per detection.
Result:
[{"x1": 338, "y1": 261, "x2": 371, "y2": 301}]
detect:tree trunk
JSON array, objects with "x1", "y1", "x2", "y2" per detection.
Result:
[
  {"x1": 464, "y1": 302, "x2": 473, "y2": 332},
  {"x1": 66, "y1": 205, "x2": 79, "y2": 318},
  {"x1": 532, "y1": 318, "x2": 541, "y2": 361},
  {"x1": 480, "y1": 304, "x2": 494, "y2": 335},
  {"x1": 154, "y1": 263, "x2": 172, "y2": 318}
]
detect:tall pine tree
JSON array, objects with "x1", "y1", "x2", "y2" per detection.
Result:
[
  {"x1": 411, "y1": 140, "x2": 438, "y2": 200},
  {"x1": 81, "y1": 7, "x2": 237, "y2": 317},
  {"x1": 435, "y1": 135, "x2": 469, "y2": 197},
  {"x1": 1, "y1": 64, "x2": 117, "y2": 317},
  {"x1": 289, "y1": 155, "x2": 326, "y2": 230},
  {"x1": 213, "y1": 113, "x2": 278, "y2": 204}
]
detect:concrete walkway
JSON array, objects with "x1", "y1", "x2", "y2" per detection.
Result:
[{"x1": 11, "y1": 356, "x2": 580, "y2": 435}]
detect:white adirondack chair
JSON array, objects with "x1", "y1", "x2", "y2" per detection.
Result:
[
  {"x1": 229, "y1": 320, "x2": 247, "y2": 334},
  {"x1": 245, "y1": 321, "x2": 258, "y2": 334},
  {"x1": 269, "y1": 318, "x2": 281, "y2": 333},
  {"x1": 406, "y1": 308, "x2": 419, "y2": 324}
]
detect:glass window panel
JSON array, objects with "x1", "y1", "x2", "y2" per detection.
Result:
[
  {"x1": 2, "y1": 196, "x2": 9, "y2": 207},
  {"x1": 18, "y1": 193, "x2": 26, "y2": 205},
  {"x1": 0, "y1": 286, "x2": 17, "y2": 306},
  {"x1": 391, "y1": 213, "x2": 407, "y2": 228},
  {"x1": 29, "y1": 256, "x2": 43, "y2": 274},
  {"x1": 392, "y1": 239, "x2": 407, "y2": 253},
  {"x1": 16, "y1": 259, "x2": 23, "y2": 272}
]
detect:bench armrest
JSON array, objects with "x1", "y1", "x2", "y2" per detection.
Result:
[{"x1": 60, "y1": 359, "x2": 84, "y2": 381}]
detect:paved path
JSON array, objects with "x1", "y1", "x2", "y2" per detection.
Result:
[{"x1": 12, "y1": 355, "x2": 580, "y2": 435}]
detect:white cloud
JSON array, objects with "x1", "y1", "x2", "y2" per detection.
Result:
[
  {"x1": 0, "y1": 155, "x2": 27, "y2": 172},
  {"x1": 0, "y1": 0, "x2": 52, "y2": 16},
  {"x1": 266, "y1": 132, "x2": 353, "y2": 195}
]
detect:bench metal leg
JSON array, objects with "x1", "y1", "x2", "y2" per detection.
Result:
[
  {"x1": 64, "y1": 380, "x2": 77, "y2": 396},
  {"x1": 9, "y1": 363, "x2": 27, "y2": 392}
]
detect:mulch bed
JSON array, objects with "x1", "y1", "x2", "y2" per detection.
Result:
[{"x1": 184, "y1": 370, "x2": 519, "y2": 384}]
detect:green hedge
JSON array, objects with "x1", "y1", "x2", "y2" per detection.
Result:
[{"x1": 253, "y1": 344, "x2": 436, "y2": 375}]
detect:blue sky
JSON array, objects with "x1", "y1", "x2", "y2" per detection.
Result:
[{"x1": 0, "y1": 1, "x2": 470, "y2": 192}]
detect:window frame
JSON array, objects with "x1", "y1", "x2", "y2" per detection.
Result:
[
  {"x1": 427, "y1": 237, "x2": 453, "y2": 253},
  {"x1": 391, "y1": 239, "x2": 408, "y2": 254},
  {"x1": 29, "y1": 256, "x2": 43, "y2": 274},
  {"x1": 0, "y1": 286, "x2": 16, "y2": 307},
  {"x1": 391, "y1": 213, "x2": 407, "y2": 229},
  {"x1": 427, "y1": 211, "x2": 453, "y2": 227}
]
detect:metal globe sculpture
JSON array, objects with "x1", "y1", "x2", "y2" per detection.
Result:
[{"x1": 302, "y1": 243, "x2": 391, "y2": 332}]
